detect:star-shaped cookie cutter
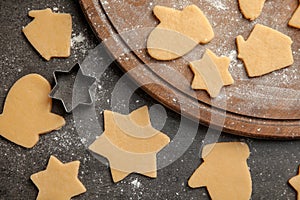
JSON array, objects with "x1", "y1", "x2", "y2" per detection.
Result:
[{"x1": 49, "y1": 63, "x2": 96, "y2": 113}]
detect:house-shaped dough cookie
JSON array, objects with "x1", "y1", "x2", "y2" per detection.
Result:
[
  {"x1": 23, "y1": 8, "x2": 72, "y2": 61},
  {"x1": 237, "y1": 24, "x2": 293, "y2": 77}
]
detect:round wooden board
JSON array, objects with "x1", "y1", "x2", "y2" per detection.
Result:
[{"x1": 80, "y1": 0, "x2": 300, "y2": 139}]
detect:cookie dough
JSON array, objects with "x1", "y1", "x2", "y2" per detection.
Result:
[
  {"x1": 0, "y1": 74, "x2": 65, "y2": 148},
  {"x1": 238, "y1": 0, "x2": 266, "y2": 20},
  {"x1": 189, "y1": 49, "x2": 234, "y2": 98},
  {"x1": 23, "y1": 8, "x2": 72, "y2": 61},
  {"x1": 289, "y1": 166, "x2": 300, "y2": 200},
  {"x1": 237, "y1": 24, "x2": 294, "y2": 77},
  {"x1": 289, "y1": 1, "x2": 300, "y2": 29},
  {"x1": 89, "y1": 106, "x2": 170, "y2": 183},
  {"x1": 31, "y1": 156, "x2": 86, "y2": 200},
  {"x1": 188, "y1": 142, "x2": 252, "y2": 200},
  {"x1": 147, "y1": 5, "x2": 214, "y2": 60}
]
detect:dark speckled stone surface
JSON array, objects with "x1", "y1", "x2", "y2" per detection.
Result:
[{"x1": 1, "y1": 1, "x2": 300, "y2": 200}]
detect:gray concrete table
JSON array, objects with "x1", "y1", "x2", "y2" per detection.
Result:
[{"x1": 1, "y1": 1, "x2": 300, "y2": 199}]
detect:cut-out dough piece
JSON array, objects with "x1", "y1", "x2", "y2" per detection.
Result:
[
  {"x1": 0, "y1": 74, "x2": 65, "y2": 148},
  {"x1": 238, "y1": 0, "x2": 266, "y2": 20},
  {"x1": 89, "y1": 106, "x2": 170, "y2": 183},
  {"x1": 147, "y1": 5, "x2": 214, "y2": 60},
  {"x1": 237, "y1": 24, "x2": 294, "y2": 77},
  {"x1": 189, "y1": 49, "x2": 234, "y2": 98},
  {"x1": 31, "y1": 156, "x2": 86, "y2": 200},
  {"x1": 188, "y1": 142, "x2": 252, "y2": 200},
  {"x1": 289, "y1": 166, "x2": 300, "y2": 200},
  {"x1": 289, "y1": 1, "x2": 300, "y2": 29},
  {"x1": 23, "y1": 8, "x2": 72, "y2": 61}
]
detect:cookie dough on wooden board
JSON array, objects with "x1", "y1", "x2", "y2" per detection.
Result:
[
  {"x1": 237, "y1": 24, "x2": 294, "y2": 77},
  {"x1": 89, "y1": 106, "x2": 170, "y2": 183},
  {"x1": 23, "y1": 8, "x2": 72, "y2": 61},
  {"x1": 238, "y1": 0, "x2": 266, "y2": 20},
  {"x1": 147, "y1": 5, "x2": 214, "y2": 60},
  {"x1": 188, "y1": 142, "x2": 252, "y2": 200},
  {"x1": 189, "y1": 49, "x2": 234, "y2": 98},
  {"x1": 31, "y1": 156, "x2": 86, "y2": 200},
  {"x1": 289, "y1": 1, "x2": 300, "y2": 29},
  {"x1": 0, "y1": 74, "x2": 65, "y2": 148}
]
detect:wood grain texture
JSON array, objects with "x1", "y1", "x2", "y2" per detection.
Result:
[{"x1": 79, "y1": 0, "x2": 300, "y2": 139}]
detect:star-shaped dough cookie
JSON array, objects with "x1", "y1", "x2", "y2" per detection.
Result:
[
  {"x1": 189, "y1": 49, "x2": 234, "y2": 98},
  {"x1": 289, "y1": 166, "x2": 300, "y2": 200},
  {"x1": 31, "y1": 156, "x2": 86, "y2": 200},
  {"x1": 89, "y1": 106, "x2": 170, "y2": 183},
  {"x1": 289, "y1": 1, "x2": 300, "y2": 29}
]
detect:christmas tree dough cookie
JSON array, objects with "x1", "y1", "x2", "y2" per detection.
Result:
[
  {"x1": 89, "y1": 106, "x2": 170, "y2": 183},
  {"x1": 289, "y1": 1, "x2": 300, "y2": 29},
  {"x1": 0, "y1": 74, "x2": 65, "y2": 148},
  {"x1": 237, "y1": 24, "x2": 294, "y2": 77},
  {"x1": 147, "y1": 5, "x2": 214, "y2": 60},
  {"x1": 189, "y1": 49, "x2": 234, "y2": 98},
  {"x1": 23, "y1": 8, "x2": 72, "y2": 61},
  {"x1": 31, "y1": 156, "x2": 86, "y2": 200},
  {"x1": 188, "y1": 142, "x2": 252, "y2": 200},
  {"x1": 238, "y1": 0, "x2": 266, "y2": 20}
]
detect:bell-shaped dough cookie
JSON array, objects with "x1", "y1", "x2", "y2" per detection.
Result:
[
  {"x1": 237, "y1": 24, "x2": 294, "y2": 77},
  {"x1": 238, "y1": 0, "x2": 267, "y2": 20},
  {"x1": 188, "y1": 142, "x2": 252, "y2": 200},
  {"x1": 23, "y1": 8, "x2": 72, "y2": 61},
  {"x1": 0, "y1": 74, "x2": 65, "y2": 148},
  {"x1": 147, "y1": 5, "x2": 214, "y2": 60}
]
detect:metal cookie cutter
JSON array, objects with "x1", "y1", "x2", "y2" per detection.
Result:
[{"x1": 49, "y1": 63, "x2": 96, "y2": 113}]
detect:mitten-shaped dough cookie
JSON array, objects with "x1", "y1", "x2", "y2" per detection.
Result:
[
  {"x1": 147, "y1": 5, "x2": 214, "y2": 60},
  {"x1": 188, "y1": 142, "x2": 252, "y2": 200}
]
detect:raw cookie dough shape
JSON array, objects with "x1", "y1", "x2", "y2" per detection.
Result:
[
  {"x1": 289, "y1": 1, "x2": 300, "y2": 29},
  {"x1": 237, "y1": 24, "x2": 294, "y2": 77},
  {"x1": 0, "y1": 74, "x2": 65, "y2": 148},
  {"x1": 238, "y1": 0, "x2": 267, "y2": 20},
  {"x1": 188, "y1": 142, "x2": 252, "y2": 200},
  {"x1": 289, "y1": 166, "x2": 300, "y2": 200},
  {"x1": 31, "y1": 156, "x2": 86, "y2": 200},
  {"x1": 189, "y1": 49, "x2": 234, "y2": 98},
  {"x1": 147, "y1": 5, "x2": 214, "y2": 60},
  {"x1": 89, "y1": 106, "x2": 170, "y2": 183},
  {"x1": 23, "y1": 8, "x2": 72, "y2": 61}
]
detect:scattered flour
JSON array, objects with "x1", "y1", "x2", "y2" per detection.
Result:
[
  {"x1": 71, "y1": 33, "x2": 86, "y2": 47},
  {"x1": 71, "y1": 32, "x2": 92, "y2": 56},
  {"x1": 205, "y1": 0, "x2": 228, "y2": 10},
  {"x1": 131, "y1": 178, "x2": 142, "y2": 188}
]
